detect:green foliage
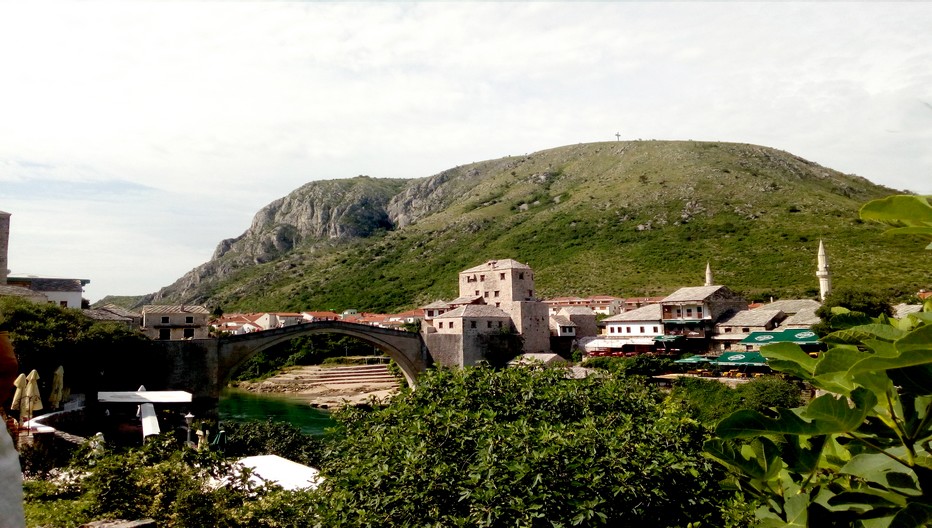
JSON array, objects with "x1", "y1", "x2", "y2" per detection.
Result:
[
  {"x1": 813, "y1": 288, "x2": 895, "y2": 336},
  {"x1": 736, "y1": 376, "x2": 803, "y2": 413},
  {"x1": 859, "y1": 195, "x2": 932, "y2": 249},
  {"x1": 24, "y1": 434, "x2": 316, "y2": 528},
  {"x1": 668, "y1": 376, "x2": 803, "y2": 427},
  {"x1": 315, "y1": 365, "x2": 732, "y2": 527},
  {"x1": 219, "y1": 420, "x2": 325, "y2": 467},
  {"x1": 704, "y1": 196, "x2": 932, "y2": 527},
  {"x1": 668, "y1": 377, "x2": 746, "y2": 426},
  {"x1": 0, "y1": 297, "x2": 156, "y2": 396},
  {"x1": 581, "y1": 354, "x2": 673, "y2": 377}
]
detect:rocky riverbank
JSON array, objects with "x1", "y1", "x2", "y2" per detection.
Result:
[{"x1": 233, "y1": 364, "x2": 401, "y2": 409}]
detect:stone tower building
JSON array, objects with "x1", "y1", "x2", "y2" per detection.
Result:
[
  {"x1": 0, "y1": 210, "x2": 9, "y2": 284},
  {"x1": 457, "y1": 259, "x2": 550, "y2": 354},
  {"x1": 817, "y1": 240, "x2": 832, "y2": 301}
]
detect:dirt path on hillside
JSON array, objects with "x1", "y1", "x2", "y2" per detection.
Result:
[{"x1": 233, "y1": 365, "x2": 401, "y2": 409}]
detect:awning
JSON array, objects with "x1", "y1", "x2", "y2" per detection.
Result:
[
  {"x1": 739, "y1": 329, "x2": 820, "y2": 345},
  {"x1": 654, "y1": 335, "x2": 686, "y2": 343},
  {"x1": 673, "y1": 355, "x2": 714, "y2": 364},
  {"x1": 714, "y1": 352, "x2": 768, "y2": 367}
]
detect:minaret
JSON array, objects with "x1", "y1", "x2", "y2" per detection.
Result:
[
  {"x1": 704, "y1": 261, "x2": 714, "y2": 287},
  {"x1": 0, "y1": 210, "x2": 10, "y2": 284},
  {"x1": 817, "y1": 240, "x2": 831, "y2": 301}
]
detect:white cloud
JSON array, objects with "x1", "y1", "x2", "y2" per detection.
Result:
[{"x1": 1, "y1": 2, "x2": 930, "y2": 301}]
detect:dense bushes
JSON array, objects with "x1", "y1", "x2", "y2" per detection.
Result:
[
  {"x1": 668, "y1": 375, "x2": 802, "y2": 426},
  {"x1": 314, "y1": 365, "x2": 732, "y2": 527}
]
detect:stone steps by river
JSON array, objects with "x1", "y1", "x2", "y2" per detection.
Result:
[{"x1": 265, "y1": 364, "x2": 400, "y2": 387}]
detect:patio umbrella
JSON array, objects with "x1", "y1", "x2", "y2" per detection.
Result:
[
  {"x1": 48, "y1": 366, "x2": 65, "y2": 410},
  {"x1": 714, "y1": 352, "x2": 769, "y2": 367},
  {"x1": 22, "y1": 369, "x2": 43, "y2": 424},
  {"x1": 10, "y1": 373, "x2": 26, "y2": 411},
  {"x1": 673, "y1": 355, "x2": 712, "y2": 364}
]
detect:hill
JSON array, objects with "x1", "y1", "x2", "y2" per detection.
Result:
[{"x1": 108, "y1": 140, "x2": 922, "y2": 313}]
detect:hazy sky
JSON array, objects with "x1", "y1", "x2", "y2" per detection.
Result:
[{"x1": 1, "y1": 2, "x2": 930, "y2": 303}]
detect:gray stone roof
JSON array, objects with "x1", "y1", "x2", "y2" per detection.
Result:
[
  {"x1": 782, "y1": 307, "x2": 821, "y2": 327},
  {"x1": 421, "y1": 300, "x2": 450, "y2": 309},
  {"x1": 435, "y1": 304, "x2": 511, "y2": 319},
  {"x1": 602, "y1": 303, "x2": 662, "y2": 322},
  {"x1": 29, "y1": 278, "x2": 84, "y2": 292},
  {"x1": 84, "y1": 309, "x2": 132, "y2": 322},
  {"x1": 141, "y1": 304, "x2": 210, "y2": 315},
  {"x1": 661, "y1": 285, "x2": 726, "y2": 303},
  {"x1": 717, "y1": 309, "x2": 785, "y2": 327},
  {"x1": 448, "y1": 296, "x2": 484, "y2": 306},
  {"x1": 100, "y1": 304, "x2": 141, "y2": 319},
  {"x1": 758, "y1": 299, "x2": 821, "y2": 315},
  {"x1": 0, "y1": 284, "x2": 48, "y2": 302},
  {"x1": 550, "y1": 315, "x2": 575, "y2": 327},
  {"x1": 461, "y1": 259, "x2": 531, "y2": 274},
  {"x1": 557, "y1": 306, "x2": 595, "y2": 316}
]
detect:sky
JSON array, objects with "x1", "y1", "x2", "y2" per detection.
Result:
[{"x1": 1, "y1": 2, "x2": 930, "y2": 303}]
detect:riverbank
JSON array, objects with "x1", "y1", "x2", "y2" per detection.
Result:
[{"x1": 232, "y1": 364, "x2": 401, "y2": 409}]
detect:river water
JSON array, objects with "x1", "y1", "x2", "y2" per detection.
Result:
[{"x1": 218, "y1": 387, "x2": 336, "y2": 436}]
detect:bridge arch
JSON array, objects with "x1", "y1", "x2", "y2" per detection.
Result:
[{"x1": 217, "y1": 321, "x2": 430, "y2": 389}]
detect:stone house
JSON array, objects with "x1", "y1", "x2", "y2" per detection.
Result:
[
  {"x1": 713, "y1": 309, "x2": 785, "y2": 353},
  {"x1": 6, "y1": 276, "x2": 89, "y2": 308},
  {"x1": 141, "y1": 305, "x2": 211, "y2": 340},
  {"x1": 555, "y1": 306, "x2": 599, "y2": 338},
  {"x1": 429, "y1": 304, "x2": 512, "y2": 366},
  {"x1": 660, "y1": 285, "x2": 748, "y2": 353}
]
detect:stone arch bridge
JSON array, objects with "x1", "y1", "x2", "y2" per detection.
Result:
[{"x1": 143, "y1": 321, "x2": 431, "y2": 415}]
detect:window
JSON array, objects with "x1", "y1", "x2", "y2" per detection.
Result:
[
  {"x1": 528, "y1": 290, "x2": 533, "y2": 297},
  {"x1": 59, "y1": 301, "x2": 68, "y2": 307},
  {"x1": 742, "y1": 327, "x2": 750, "y2": 333},
  {"x1": 495, "y1": 302, "x2": 500, "y2": 307},
  {"x1": 470, "y1": 320, "x2": 477, "y2": 329},
  {"x1": 480, "y1": 275, "x2": 485, "y2": 281},
  {"x1": 183, "y1": 328, "x2": 195, "y2": 338},
  {"x1": 450, "y1": 322, "x2": 455, "y2": 329},
  {"x1": 185, "y1": 316, "x2": 194, "y2": 324},
  {"x1": 639, "y1": 326, "x2": 645, "y2": 333},
  {"x1": 161, "y1": 316, "x2": 170, "y2": 324},
  {"x1": 676, "y1": 309, "x2": 681, "y2": 317},
  {"x1": 498, "y1": 321, "x2": 503, "y2": 328},
  {"x1": 500, "y1": 272, "x2": 505, "y2": 280},
  {"x1": 159, "y1": 328, "x2": 171, "y2": 340},
  {"x1": 653, "y1": 326, "x2": 659, "y2": 333},
  {"x1": 484, "y1": 292, "x2": 489, "y2": 298},
  {"x1": 438, "y1": 322, "x2": 443, "y2": 329},
  {"x1": 697, "y1": 307, "x2": 703, "y2": 317},
  {"x1": 686, "y1": 308, "x2": 693, "y2": 317},
  {"x1": 518, "y1": 272, "x2": 524, "y2": 279},
  {"x1": 625, "y1": 326, "x2": 631, "y2": 333},
  {"x1": 487, "y1": 321, "x2": 492, "y2": 328},
  {"x1": 609, "y1": 326, "x2": 615, "y2": 334},
  {"x1": 475, "y1": 290, "x2": 480, "y2": 296},
  {"x1": 724, "y1": 327, "x2": 732, "y2": 333},
  {"x1": 494, "y1": 291, "x2": 499, "y2": 298}
]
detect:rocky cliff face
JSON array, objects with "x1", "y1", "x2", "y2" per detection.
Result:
[{"x1": 149, "y1": 176, "x2": 411, "y2": 304}]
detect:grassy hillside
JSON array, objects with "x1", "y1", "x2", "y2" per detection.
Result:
[{"x1": 148, "y1": 141, "x2": 925, "y2": 313}]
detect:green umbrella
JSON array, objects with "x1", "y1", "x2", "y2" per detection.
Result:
[
  {"x1": 714, "y1": 352, "x2": 768, "y2": 367},
  {"x1": 673, "y1": 355, "x2": 712, "y2": 364}
]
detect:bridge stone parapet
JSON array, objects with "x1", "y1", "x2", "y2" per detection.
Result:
[
  {"x1": 142, "y1": 322, "x2": 430, "y2": 416},
  {"x1": 217, "y1": 321, "x2": 430, "y2": 390}
]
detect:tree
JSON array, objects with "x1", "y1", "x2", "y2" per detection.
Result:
[
  {"x1": 314, "y1": 365, "x2": 731, "y2": 527},
  {"x1": 704, "y1": 195, "x2": 932, "y2": 527}
]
